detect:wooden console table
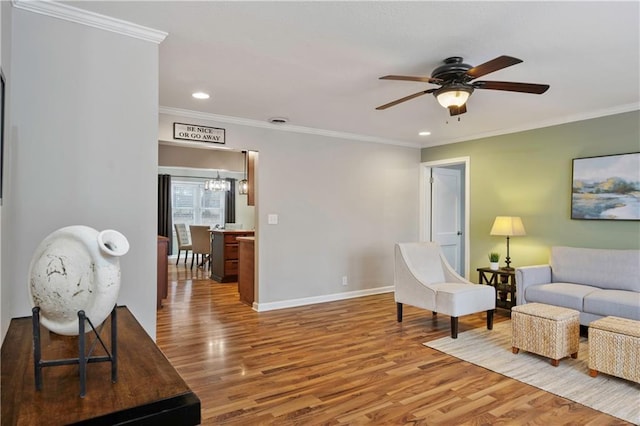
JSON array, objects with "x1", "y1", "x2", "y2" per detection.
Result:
[
  {"x1": 477, "y1": 267, "x2": 517, "y2": 310},
  {"x1": 1, "y1": 306, "x2": 200, "y2": 425}
]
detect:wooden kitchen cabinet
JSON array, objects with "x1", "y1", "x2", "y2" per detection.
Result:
[
  {"x1": 210, "y1": 230, "x2": 255, "y2": 282},
  {"x1": 237, "y1": 236, "x2": 255, "y2": 306}
]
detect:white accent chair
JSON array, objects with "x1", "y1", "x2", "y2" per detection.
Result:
[{"x1": 395, "y1": 242, "x2": 496, "y2": 338}]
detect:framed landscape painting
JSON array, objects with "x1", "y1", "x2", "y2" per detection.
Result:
[{"x1": 571, "y1": 152, "x2": 640, "y2": 220}]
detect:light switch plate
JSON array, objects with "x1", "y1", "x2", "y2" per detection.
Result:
[{"x1": 268, "y1": 214, "x2": 278, "y2": 225}]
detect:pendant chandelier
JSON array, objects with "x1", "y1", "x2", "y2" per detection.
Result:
[
  {"x1": 204, "y1": 171, "x2": 230, "y2": 192},
  {"x1": 238, "y1": 150, "x2": 249, "y2": 195}
]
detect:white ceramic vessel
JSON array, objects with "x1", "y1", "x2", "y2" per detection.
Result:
[{"x1": 28, "y1": 226, "x2": 129, "y2": 335}]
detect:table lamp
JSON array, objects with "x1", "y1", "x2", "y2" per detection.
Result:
[{"x1": 490, "y1": 216, "x2": 526, "y2": 270}]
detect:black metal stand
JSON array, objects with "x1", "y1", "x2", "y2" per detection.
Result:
[
  {"x1": 503, "y1": 235, "x2": 514, "y2": 270},
  {"x1": 32, "y1": 305, "x2": 118, "y2": 397}
]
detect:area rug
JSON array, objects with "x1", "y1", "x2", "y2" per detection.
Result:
[{"x1": 424, "y1": 321, "x2": 640, "y2": 424}]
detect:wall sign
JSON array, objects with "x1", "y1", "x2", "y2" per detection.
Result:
[{"x1": 173, "y1": 122, "x2": 225, "y2": 144}]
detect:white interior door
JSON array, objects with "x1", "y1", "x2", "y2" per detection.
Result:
[{"x1": 432, "y1": 167, "x2": 463, "y2": 274}]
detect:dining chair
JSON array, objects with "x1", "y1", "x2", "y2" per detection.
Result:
[
  {"x1": 189, "y1": 225, "x2": 212, "y2": 270},
  {"x1": 173, "y1": 223, "x2": 192, "y2": 266}
]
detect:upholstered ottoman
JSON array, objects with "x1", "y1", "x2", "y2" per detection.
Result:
[
  {"x1": 511, "y1": 303, "x2": 580, "y2": 366},
  {"x1": 589, "y1": 316, "x2": 640, "y2": 383}
]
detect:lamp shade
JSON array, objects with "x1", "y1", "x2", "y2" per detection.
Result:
[{"x1": 490, "y1": 216, "x2": 526, "y2": 236}]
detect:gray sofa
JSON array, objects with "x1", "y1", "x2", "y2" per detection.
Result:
[{"x1": 515, "y1": 246, "x2": 640, "y2": 326}]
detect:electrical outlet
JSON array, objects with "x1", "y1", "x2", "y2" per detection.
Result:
[{"x1": 342, "y1": 276, "x2": 348, "y2": 286}]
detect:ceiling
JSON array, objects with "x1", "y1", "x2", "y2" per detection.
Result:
[{"x1": 64, "y1": 1, "x2": 639, "y2": 148}]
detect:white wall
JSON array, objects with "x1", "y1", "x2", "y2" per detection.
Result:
[
  {"x1": 159, "y1": 112, "x2": 420, "y2": 307},
  {"x1": 1, "y1": 9, "x2": 160, "y2": 341},
  {"x1": 159, "y1": 143, "x2": 244, "y2": 170},
  {"x1": 234, "y1": 189, "x2": 255, "y2": 231},
  {"x1": 0, "y1": 0, "x2": 7, "y2": 342}
]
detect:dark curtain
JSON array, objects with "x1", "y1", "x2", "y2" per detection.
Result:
[
  {"x1": 158, "y1": 174, "x2": 173, "y2": 254},
  {"x1": 225, "y1": 179, "x2": 236, "y2": 224}
]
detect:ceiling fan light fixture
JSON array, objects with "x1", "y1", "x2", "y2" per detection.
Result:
[
  {"x1": 435, "y1": 86, "x2": 473, "y2": 108},
  {"x1": 377, "y1": 56, "x2": 549, "y2": 115}
]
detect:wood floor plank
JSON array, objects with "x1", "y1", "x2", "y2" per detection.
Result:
[{"x1": 156, "y1": 264, "x2": 631, "y2": 425}]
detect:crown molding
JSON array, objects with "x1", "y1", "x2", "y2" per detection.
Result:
[
  {"x1": 163, "y1": 104, "x2": 640, "y2": 150},
  {"x1": 159, "y1": 106, "x2": 419, "y2": 148},
  {"x1": 12, "y1": 0, "x2": 167, "y2": 43},
  {"x1": 426, "y1": 103, "x2": 640, "y2": 148}
]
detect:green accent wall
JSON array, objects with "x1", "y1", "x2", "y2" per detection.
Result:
[{"x1": 421, "y1": 111, "x2": 640, "y2": 277}]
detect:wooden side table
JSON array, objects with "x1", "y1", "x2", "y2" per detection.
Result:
[
  {"x1": 477, "y1": 267, "x2": 517, "y2": 310},
  {"x1": 1, "y1": 306, "x2": 201, "y2": 425}
]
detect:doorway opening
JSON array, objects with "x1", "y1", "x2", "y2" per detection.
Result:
[
  {"x1": 158, "y1": 144, "x2": 258, "y2": 301},
  {"x1": 420, "y1": 157, "x2": 470, "y2": 278}
]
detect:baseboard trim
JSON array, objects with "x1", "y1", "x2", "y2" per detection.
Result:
[{"x1": 253, "y1": 286, "x2": 394, "y2": 312}]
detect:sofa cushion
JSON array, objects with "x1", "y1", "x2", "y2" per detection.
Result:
[
  {"x1": 583, "y1": 290, "x2": 640, "y2": 321},
  {"x1": 524, "y1": 283, "x2": 599, "y2": 311},
  {"x1": 550, "y1": 246, "x2": 640, "y2": 292}
]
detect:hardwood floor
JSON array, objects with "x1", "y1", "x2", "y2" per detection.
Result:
[{"x1": 157, "y1": 264, "x2": 627, "y2": 425}]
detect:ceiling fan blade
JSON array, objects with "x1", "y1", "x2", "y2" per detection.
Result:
[
  {"x1": 473, "y1": 80, "x2": 550, "y2": 94},
  {"x1": 375, "y1": 89, "x2": 437, "y2": 110},
  {"x1": 466, "y1": 56, "x2": 523, "y2": 79},
  {"x1": 379, "y1": 75, "x2": 442, "y2": 84},
  {"x1": 448, "y1": 103, "x2": 467, "y2": 116}
]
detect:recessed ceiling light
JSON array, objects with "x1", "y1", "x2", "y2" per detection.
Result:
[
  {"x1": 192, "y1": 92, "x2": 210, "y2": 100},
  {"x1": 419, "y1": 131, "x2": 431, "y2": 136}
]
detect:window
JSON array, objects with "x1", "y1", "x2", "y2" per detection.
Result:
[{"x1": 171, "y1": 179, "x2": 225, "y2": 252}]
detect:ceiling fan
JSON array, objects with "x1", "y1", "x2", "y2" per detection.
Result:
[{"x1": 376, "y1": 56, "x2": 549, "y2": 116}]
